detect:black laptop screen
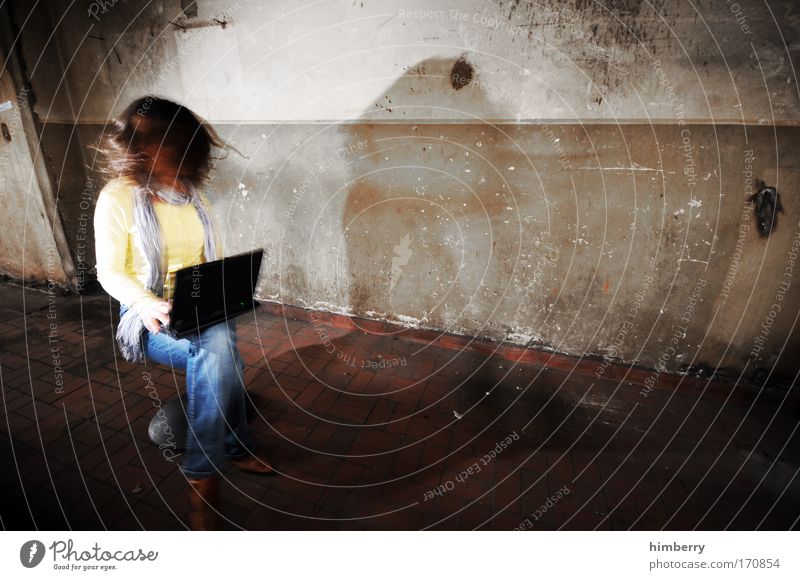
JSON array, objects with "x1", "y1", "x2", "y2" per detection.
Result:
[{"x1": 169, "y1": 249, "x2": 263, "y2": 334}]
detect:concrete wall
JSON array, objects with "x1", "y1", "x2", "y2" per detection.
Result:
[
  {"x1": 7, "y1": 0, "x2": 800, "y2": 384},
  {"x1": 0, "y1": 15, "x2": 72, "y2": 287},
  {"x1": 20, "y1": 0, "x2": 800, "y2": 124}
]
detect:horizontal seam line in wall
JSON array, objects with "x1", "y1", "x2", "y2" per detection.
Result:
[{"x1": 38, "y1": 118, "x2": 800, "y2": 126}]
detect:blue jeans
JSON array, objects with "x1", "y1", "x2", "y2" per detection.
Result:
[{"x1": 120, "y1": 305, "x2": 256, "y2": 479}]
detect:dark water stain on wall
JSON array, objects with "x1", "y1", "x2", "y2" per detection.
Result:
[
  {"x1": 491, "y1": 0, "x2": 677, "y2": 94},
  {"x1": 495, "y1": 0, "x2": 670, "y2": 48},
  {"x1": 450, "y1": 56, "x2": 474, "y2": 90}
]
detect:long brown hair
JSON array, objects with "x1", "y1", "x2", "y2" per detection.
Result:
[{"x1": 92, "y1": 96, "x2": 227, "y2": 190}]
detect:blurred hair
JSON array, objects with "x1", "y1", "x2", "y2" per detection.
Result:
[{"x1": 91, "y1": 96, "x2": 228, "y2": 190}]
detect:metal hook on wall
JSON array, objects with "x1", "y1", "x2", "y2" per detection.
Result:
[{"x1": 748, "y1": 181, "x2": 784, "y2": 237}]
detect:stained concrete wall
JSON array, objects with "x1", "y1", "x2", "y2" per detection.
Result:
[
  {"x1": 7, "y1": 0, "x2": 800, "y2": 384},
  {"x1": 0, "y1": 18, "x2": 72, "y2": 287},
  {"x1": 18, "y1": 0, "x2": 800, "y2": 124}
]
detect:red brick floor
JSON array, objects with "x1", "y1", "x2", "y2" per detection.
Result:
[{"x1": 0, "y1": 281, "x2": 798, "y2": 530}]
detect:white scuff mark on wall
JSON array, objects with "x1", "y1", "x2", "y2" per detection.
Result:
[
  {"x1": 395, "y1": 313, "x2": 429, "y2": 326},
  {"x1": 575, "y1": 164, "x2": 670, "y2": 173},
  {"x1": 301, "y1": 300, "x2": 355, "y2": 316},
  {"x1": 505, "y1": 331, "x2": 545, "y2": 344}
]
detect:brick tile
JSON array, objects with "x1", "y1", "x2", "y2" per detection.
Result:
[{"x1": 0, "y1": 283, "x2": 794, "y2": 530}]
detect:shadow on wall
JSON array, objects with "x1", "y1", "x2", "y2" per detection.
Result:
[{"x1": 340, "y1": 55, "x2": 550, "y2": 337}]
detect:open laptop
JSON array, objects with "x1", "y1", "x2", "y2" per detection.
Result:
[{"x1": 163, "y1": 248, "x2": 264, "y2": 336}]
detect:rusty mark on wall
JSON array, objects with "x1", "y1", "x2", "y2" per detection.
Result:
[{"x1": 450, "y1": 56, "x2": 474, "y2": 90}]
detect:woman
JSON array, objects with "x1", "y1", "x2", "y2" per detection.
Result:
[{"x1": 92, "y1": 96, "x2": 273, "y2": 531}]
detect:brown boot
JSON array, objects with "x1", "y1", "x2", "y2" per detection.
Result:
[
  {"x1": 231, "y1": 451, "x2": 275, "y2": 475},
  {"x1": 187, "y1": 476, "x2": 220, "y2": 531}
]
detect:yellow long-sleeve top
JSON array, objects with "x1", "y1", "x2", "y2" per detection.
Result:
[{"x1": 93, "y1": 177, "x2": 222, "y2": 308}]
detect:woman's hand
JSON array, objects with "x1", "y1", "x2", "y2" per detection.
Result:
[{"x1": 135, "y1": 300, "x2": 172, "y2": 334}]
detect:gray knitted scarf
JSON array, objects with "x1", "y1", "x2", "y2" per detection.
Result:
[{"x1": 116, "y1": 184, "x2": 218, "y2": 363}]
